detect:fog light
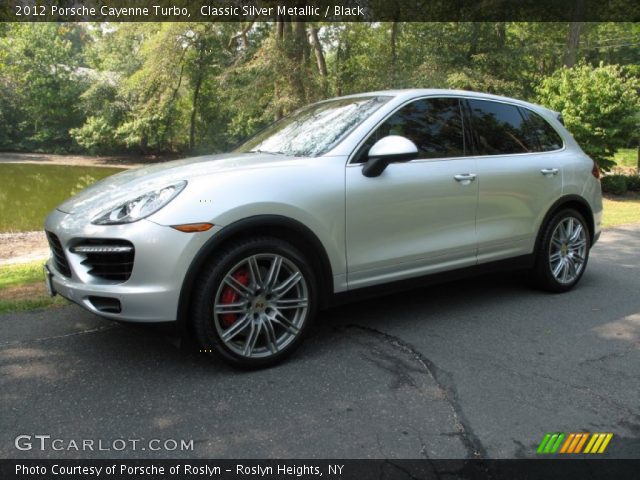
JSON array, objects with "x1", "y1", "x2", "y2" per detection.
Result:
[{"x1": 71, "y1": 245, "x2": 133, "y2": 253}]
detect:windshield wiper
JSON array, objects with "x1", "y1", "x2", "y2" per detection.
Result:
[{"x1": 249, "y1": 149, "x2": 288, "y2": 155}]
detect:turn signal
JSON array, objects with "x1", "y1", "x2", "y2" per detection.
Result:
[
  {"x1": 591, "y1": 162, "x2": 600, "y2": 180},
  {"x1": 171, "y1": 223, "x2": 214, "y2": 233}
]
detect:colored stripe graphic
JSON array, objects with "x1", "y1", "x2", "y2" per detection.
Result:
[
  {"x1": 598, "y1": 433, "x2": 613, "y2": 453},
  {"x1": 560, "y1": 433, "x2": 575, "y2": 453},
  {"x1": 585, "y1": 433, "x2": 614, "y2": 454},
  {"x1": 574, "y1": 433, "x2": 589, "y2": 453},
  {"x1": 538, "y1": 432, "x2": 613, "y2": 454},
  {"x1": 537, "y1": 433, "x2": 565, "y2": 454},
  {"x1": 537, "y1": 433, "x2": 552, "y2": 454}
]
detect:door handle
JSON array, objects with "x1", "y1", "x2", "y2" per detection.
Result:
[
  {"x1": 540, "y1": 168, "x2": 559, "y2": 176},
  {"x1": 454, "y1": 173, "x2": 477, "y2": 183}
]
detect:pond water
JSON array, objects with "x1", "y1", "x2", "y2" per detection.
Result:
[{"x1": 0, "y1": 164, "x2": 125, "y2": 232}]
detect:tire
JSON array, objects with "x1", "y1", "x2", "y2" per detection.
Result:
[
  {"x1": 531, "y1": 208, "x2": 591, "y2": 293},
  {"x1": 191, "y1": 236, "x2": 317, "y2": 368}
]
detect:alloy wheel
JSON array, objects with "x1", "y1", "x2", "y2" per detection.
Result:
[
  {"x1": 213, "y1": 254, "x2": 309, "y2": 358},
  {"x1": 548, "y1": 216, "x2": 587, "y2": 284}
]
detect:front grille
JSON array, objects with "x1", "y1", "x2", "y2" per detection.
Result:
[
  {"x1": 45, "y1": 231, "x2": 71, "y2": 277},
  {"x1": 73, "y1": 239, "x2": 135, "y2": 282}
]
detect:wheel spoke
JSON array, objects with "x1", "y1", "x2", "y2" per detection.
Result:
[
  {"x1": 274, "y1": 271, "x2": 302, "y2": 297},
  {"x1": 243, "y1": 321, "x2": 262, "y2": 357},
  {"x1": 552, "y1": 259, "x2": 565, "y2": 279},
  {"x1": 262, "y1": 318, "x2": 279, "y2": 354},
  {"x1": 224, "y1": 276, "x2": 252, "y2": 298},
  {"x1": 560, "y1": 261, "x2": 570, "y2": 282},
  {"x1": 549, "y1": 251, "x2": 562, "y2": 264},
  {"x1": 214, "y1": 301, "x2": 248, "y2": 315},
  {"x1": 564, "y1": 218, "x2": 574, "y2": 241},
  {"x1": 571, "y1": 252, "x2": 585, "y2": 264},
  {"x1": 271, "y1": 311, "x2": 300, "y2": 335},
  {"x1": 551, "y1": 236, "x2": 563, "y2": 248},
  {"x1": 569, "y1": 239, "x2": 586, "y2": 250},
  {"x1": 274, "y1": 297, "x2": 308, "y2": 310},
  {"x1": 569, "y1": 223, "x2": 583, "y2": 243},
  {"x1": 247, "y1": 256, "x2": 263, "y2": 289},
  {"x1": 566, "y1": 256, "x2": 577, "y2": 279},
  {"x1": 220, "y1": 314, "x2": 251, "y2": 342},
  {"x1": 264, "y1": 256, "x2": 283, "y2": 291}
]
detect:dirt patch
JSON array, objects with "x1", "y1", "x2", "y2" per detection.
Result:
[
  {"x1": 0, "y1": 151, "x2": 183, "y2": 169},
  {"x1": 0, "y1": 282, "x2": 47, "y2": 301},
  {"x1": 0, "y1": 232, "x2": 49, "y2": 265}
]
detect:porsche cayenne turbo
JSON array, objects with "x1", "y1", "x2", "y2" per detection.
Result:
[{"x1": 44, "y1": 89, "x2": 603, "y2": 367}]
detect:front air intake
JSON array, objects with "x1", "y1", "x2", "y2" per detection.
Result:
[
  {"x1": 45, "y1": 231, "x2": 71, "y2": 277},
  {"x1": 71, "y1": 239, "x2": 135, "y2": 282}
]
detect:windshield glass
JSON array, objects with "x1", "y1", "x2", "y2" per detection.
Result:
[{"x1": 236, "y1": 96, "x2": 391, "y2": 157}]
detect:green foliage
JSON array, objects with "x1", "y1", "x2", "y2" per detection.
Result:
[
  {"x1": 0, "y1": 23, "x2": 89, "y2": 151},
  {"x1": 537, "y1": 63, "x2": 640, "y2": 171},
  {"x1": 625, "y1": 175, "x2": 640, "y2": 192},
  {"x1": 601, "y1": 175, "x2": 628, "y2": 195},
  {"x1": 0, "y1": 22, "x2": 638, "y2": 156}
]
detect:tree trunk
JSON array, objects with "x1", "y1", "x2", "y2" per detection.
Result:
[
  {"x1": 390, "y1": 21, "x2": 399, "y2": 87},
  {"x1": 494, "y1": 22, "x2": 506, "y2": 49},
  {"x1": 336, "y1": 38, "x2": 343, "y2": 97},
  {"x1": 467, "y1": 23, "x2": 481, "y2": 62},
  {"x1": 189, "y1": 74, "x2": 202, "y2": 151},
  {"x1": 564, "y1": 22, "x2": 583, "y2": 67},
  {"x1": 309, "y1": 27, "x2": 327, "y2": 77},
  {"x1": 309, "y1": 26, "x2": 328, "y2": 95}
]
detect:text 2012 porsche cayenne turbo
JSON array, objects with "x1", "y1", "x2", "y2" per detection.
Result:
[{"x1": 44, "y1": 89, "x2": 603, "y2": 367}]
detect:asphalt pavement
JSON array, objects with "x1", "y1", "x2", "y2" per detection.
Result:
[{"x1": 1, "y1": 225, "x2": 639, "y2": 459}]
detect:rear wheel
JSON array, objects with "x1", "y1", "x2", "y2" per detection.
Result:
[
  {"x1": 531, "y1": 208, "x2": 590, "y2": 292},
  {"x1": 191, "y1": 237, "x2": 317, "y2": 368}
]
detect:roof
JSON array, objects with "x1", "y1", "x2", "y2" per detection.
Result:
[{"x1": 335, "y1": 88, "x2": 557, "y2": 117}]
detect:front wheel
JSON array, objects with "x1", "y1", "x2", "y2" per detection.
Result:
[
  {"x1": 191, "y1": 237, "x2": 317, "y2": 368},
  {"x1": 531, "y1": 208, "x2": 591, "y2": 293}
]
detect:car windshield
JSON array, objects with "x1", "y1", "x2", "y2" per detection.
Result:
[{"x1": 236, "y1": 96, "x2": 391, "y2": 157}]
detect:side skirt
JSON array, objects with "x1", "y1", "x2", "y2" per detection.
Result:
[{"x1": 327, "y1": 254, "x2": 535, "y2": 308}]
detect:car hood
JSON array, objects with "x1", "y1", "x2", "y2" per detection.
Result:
[{"x1": 56, "y1": 152, "x2": 298, "y2": 216}]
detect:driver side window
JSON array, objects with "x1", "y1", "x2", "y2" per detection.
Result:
[{"x1": 353, "y1": 97, "x2": 465, "y2": 163}]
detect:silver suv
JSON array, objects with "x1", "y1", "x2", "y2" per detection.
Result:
[{"x1": 44, "y1": 89, "x2": 603, "y2": 367}]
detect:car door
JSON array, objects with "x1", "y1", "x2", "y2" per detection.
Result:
[
  {"x1": 465, "y1": 98, "x2": 565, "y2": 263},
  {"x1": 345, "y1": 97, "x2": 479, "y2": 290}
]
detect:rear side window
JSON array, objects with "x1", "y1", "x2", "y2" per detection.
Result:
[
  {"x1": 354, "y1": 97, "x2": 465, "y2": 162},
  {"x1": 467, "y1": 99, "x2": 534, "y2": 155},
  {"x1": 520, "y1": 108, "x2": 564, "y2": 152}
]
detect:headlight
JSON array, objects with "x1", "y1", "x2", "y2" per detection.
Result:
[{"x1": 92, "y1": 181, "x2": 187, "y2": 225}]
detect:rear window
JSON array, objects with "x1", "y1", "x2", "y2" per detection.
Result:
[
  {"x1": 520, "y1": 108, "x2": 564, "y2": 152},
  {"x1": 467, "y1": 99, "x2": 534, "y2": 155}
]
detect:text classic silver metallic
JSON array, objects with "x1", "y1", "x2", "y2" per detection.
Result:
[{"x1": 45, "y1": 89, "x2": 603, "y2": 367}]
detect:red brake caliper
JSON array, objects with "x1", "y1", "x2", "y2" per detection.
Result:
[{"x1": 219, "y1": 269, "x2": 250, "y2": 327}]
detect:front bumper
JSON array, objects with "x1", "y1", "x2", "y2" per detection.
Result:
[{"x1": 44, "y1": 209, "x2": 219, "y2": 322}]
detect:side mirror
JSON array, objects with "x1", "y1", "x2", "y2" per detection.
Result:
[{"x1": 362, "y1": 135, "x2": 419, "y2": 178}]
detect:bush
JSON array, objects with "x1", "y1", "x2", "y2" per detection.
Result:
[
  {"x1": 601, "y1": 175, "x2": 628, "y2": 195},
  {"x1": 626, "y1": 175, "x2": 640, "y2": 192},
  {"x1": 537, "y1": 63, "x2": 640, "y2": 171}
]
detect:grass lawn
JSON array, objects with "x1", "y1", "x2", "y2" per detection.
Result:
[
  {"x1": 602, "y1": 196, "x2": 640, "y2": 228},
  {"x1": 0, "y1": 260, "x2": 67, "y2": 314},
  {"x1": 0, "y1": 164, "x2": 124, "y2": 232},
  {"x1": 614, "y1": 148, "x2": 638, "y2": 169}
]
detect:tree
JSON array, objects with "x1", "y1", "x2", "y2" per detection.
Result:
[
  {"x1": 537, "y1": 62, "x2": 640, "y2": 170},
  {"x1": 0, "y1": 23, "x2": 88, "y2": 151}
]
